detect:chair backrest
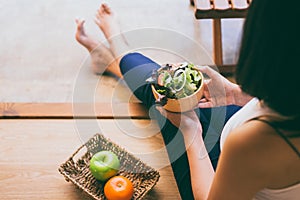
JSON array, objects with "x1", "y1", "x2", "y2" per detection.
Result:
[{"x1": 195, "y1": 0, "x2": 251, "y2": 19}]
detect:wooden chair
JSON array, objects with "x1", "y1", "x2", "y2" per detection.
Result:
[{"x1": 191, "y1": 0, "x2": 251, "y2": 74}]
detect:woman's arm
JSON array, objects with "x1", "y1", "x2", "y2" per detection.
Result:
[
  {"x1": 232, "y1": 84, "x2": 253, "y2": 107},
  {"x1": 184, "y1": 121, "x2": 271, "y2": 200},
  {"x1": 181, "y1": 125, "x2": 215, "y2": 199},
  {"x1": 156, "y1": 107, "x2": 215, "y2": 199}
]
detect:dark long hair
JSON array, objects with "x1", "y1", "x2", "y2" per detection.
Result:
[{"x1": 235, "y1": 0, "x2": 300, "y2": 130}]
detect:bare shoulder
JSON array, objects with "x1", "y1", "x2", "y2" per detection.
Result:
[
  {"x1": 223, "y1": 120, "x2": 300, "y2": 188},
  {"x1": 209, "y1": 120, "x2": 300, "y2": 199}
]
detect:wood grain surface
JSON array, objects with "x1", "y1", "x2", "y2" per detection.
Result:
[
  {"x1": 0, "y1": 120, "x2": 180, "y2": 200},
  {"x1": 0, "y1": 102, "x2": 149, "y2": 119}
]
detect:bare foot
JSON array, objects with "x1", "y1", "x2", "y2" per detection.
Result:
[
  {"x1": 75, "y1": 18, "x2": 98, "y2": 52},
  {"x1": 75, "y1": 18, "x2": 121, "y2": 77},
  {"x1": 94, "y1": 4, "x2": 121, "y2": 40},
  {"x1": 94, "y1": 4, "x2": 129, "y2": 61}
]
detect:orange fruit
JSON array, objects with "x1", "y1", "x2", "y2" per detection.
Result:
[{"x1": 104, "y1": 175, "x2": 134, "y2": 200}]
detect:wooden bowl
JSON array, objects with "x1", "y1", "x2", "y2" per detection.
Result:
[{"x1": 151, "y1": 67, "x2": 204, "y2": 112}]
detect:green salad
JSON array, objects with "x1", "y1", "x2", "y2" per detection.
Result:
[{"x1": 147, "y1": 62, "x2": 202, "y2": 99}]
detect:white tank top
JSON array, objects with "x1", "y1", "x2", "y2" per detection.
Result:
[{"x1": 220, "y1": 98, "x2": 300, "y2": 200}]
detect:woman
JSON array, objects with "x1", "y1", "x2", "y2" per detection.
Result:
[{"x1": 75, "y1": 1, "x2": 300, "y2": 199}]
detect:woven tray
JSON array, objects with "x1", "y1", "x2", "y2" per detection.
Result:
[{"x1": 58, "y1": 133, "x2": 160, "y2": 200}]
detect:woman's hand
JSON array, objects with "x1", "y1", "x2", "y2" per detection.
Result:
[
  {"x1": 197, "y1": 66, "x2": 252, "y2": 108},
  {"x1": 156, "y1": 106, "x2": 203, "y2": 143}
]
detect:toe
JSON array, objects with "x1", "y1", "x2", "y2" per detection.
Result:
[
  {"x1": 102, "y1": 3, "x2": 111, "y2": 14},
  {"x1": 98, "y1": 4, "x2": 105, "y2": 16},
  {"x1": 76, "y1": 18, "x2": 85, "y2": 32},
  {"x1": 94, "y1": 17, "x2": 101, "y2": 28},
  {"x1": 75, "y1": 19, "x2": 89, "y2": 45}
]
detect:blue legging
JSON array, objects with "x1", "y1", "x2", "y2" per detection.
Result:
[{"x1": 120, "y1": 53, "x2": 241, "y2": 200}]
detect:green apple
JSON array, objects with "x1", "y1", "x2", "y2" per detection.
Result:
[{"x1": 89, "y1": 150, "x2": 120, "y2": 181}]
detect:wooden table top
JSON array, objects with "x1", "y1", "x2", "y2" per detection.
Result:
[{"x1": 0, "y1": 119, "x2": 181, "y2": 200}]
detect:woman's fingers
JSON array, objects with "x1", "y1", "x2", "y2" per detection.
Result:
[
  {"x1": 198, "y1": 65, "x2": 220, "y2": 80},
  {"x1": 156, "y1": 106, "x2": 182, "y2": 127},
  {"x1": 198, "y1": 101, "x2": 213, "y2": 108},
  {"x1": 156, "y1": 105, "x2": 180, "y2": 118}
]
